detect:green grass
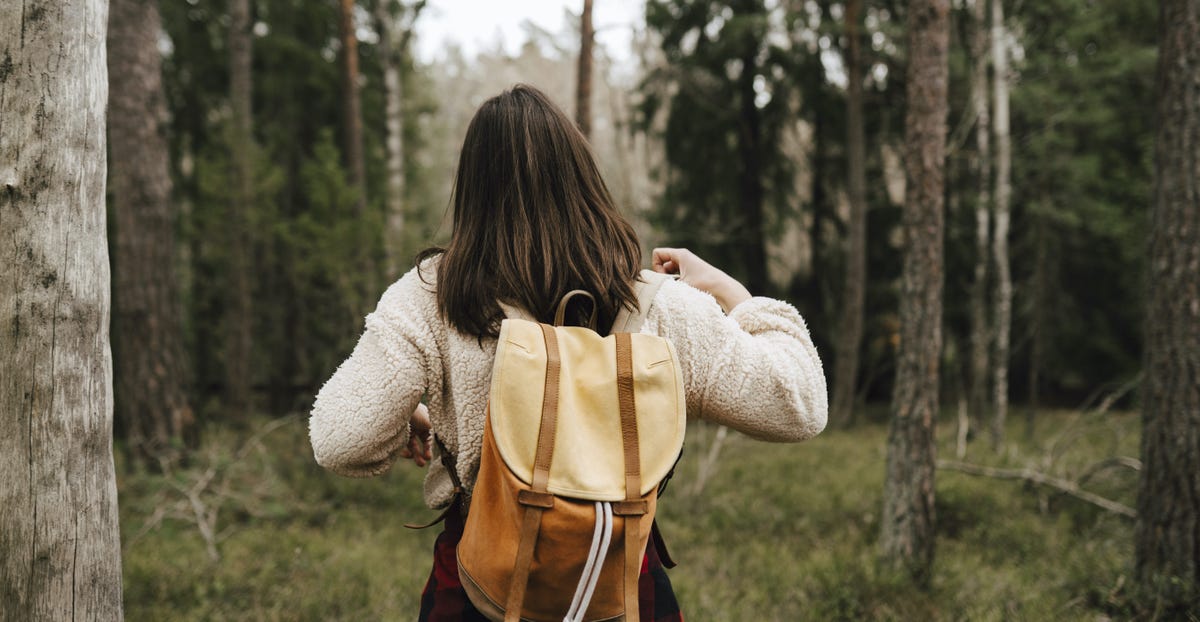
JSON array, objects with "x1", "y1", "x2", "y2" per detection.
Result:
[{"x1": 119, "y1": 410, "x2": 1145, "y2": 621}]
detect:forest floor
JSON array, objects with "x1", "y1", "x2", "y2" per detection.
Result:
[{"x1": 118, "y1": 408, "x2": 1143, "y2": 621}]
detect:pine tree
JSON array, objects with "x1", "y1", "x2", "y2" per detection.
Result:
[{"x1": 880, "y1": 0, "x2": 950, "y2": 584}]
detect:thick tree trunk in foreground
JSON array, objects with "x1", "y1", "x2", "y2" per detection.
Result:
[
  {"x1": 0, "y1": 0, "x2": 125, "y2": 616},
  {"x1": 990, "y1": 0, "x2": 1013, "y2": 451},
  {"x1": 969, "y1": 0, "x2": 992, "y2": 439},
  {"x1": 109, "y1": 0, "x2": 197, "y2": 466},
  {"x1": 1135, "y1": 0, "x2": 1200, "y2": 608},
  {"x1": 576, "y1": 0, "x2": 595, "y2": 139},
  {"x1": 830, "y1": 0, "x2": 867, "y2": 426},
  {"x1": 881, "y1": 0, "x2": 949, "y2": 585},
  {"x1": 227, "y1": 0, "x2": 255, "y2": 417}
]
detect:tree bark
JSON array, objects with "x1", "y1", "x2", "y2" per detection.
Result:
[
  {"x1": 339, "y1": 0, "x2": 367, "y2": 215},
  {"x1": 969, "y1": 0, "x2": 992, "y2": 439},
  {"x1": 108, "y1": 0, "x2": 197, "y2": 466},
  {"x1": 736, "y1": 3, "x2": 767, "y2": 295},
  {"x1": 880, "y1": 0, "x2": 949, "y2": 585},
  {"x1": 0, "y1": 0, "x2": 125, "y2": 616},
  {"x1": 1135, "y1": 0, "x2": 1200, "y2": 607},
  {"x1": 990, "y1": 0, "x2": 1012, "y2": 452},
  {"x1": 227, "y1": 0, "x2": 255, "y2": 418},
  {"x1": 830, "y1": 0, "x2": 867, "y2": 426},
  {"x1": 377, "y1": 0, "x2": 425, "y2": 281},
  {"x1": 576, "y1": 0, "x2": 595, "y2": 139}
]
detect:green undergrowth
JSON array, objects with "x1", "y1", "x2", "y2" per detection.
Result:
[{"x1": 119, "y1": 409, "x2": 1144, "y2": 621}]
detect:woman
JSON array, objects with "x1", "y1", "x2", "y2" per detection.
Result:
[{"x1": 309, "y1": 84, "x2": 827, "y2": 621}]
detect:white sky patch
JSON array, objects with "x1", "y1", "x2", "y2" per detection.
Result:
[{"x1": 414, "y1": 0, "x2": 645, "y2": 65}]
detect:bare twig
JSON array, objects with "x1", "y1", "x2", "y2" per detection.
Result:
[
  {"x1": 126, "y1": 415, "x2": 303, "y2": 562},
  {"x1": 937, "y1": 459, "x2": 1136, "y2": 518},
  {"x1": 690, "y1": 425, "x2": 729, "y2": 496}
]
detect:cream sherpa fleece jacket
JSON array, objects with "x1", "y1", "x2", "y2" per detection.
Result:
[{"x1": 309, "y1": 260, "x2": 828, "y2": 508}]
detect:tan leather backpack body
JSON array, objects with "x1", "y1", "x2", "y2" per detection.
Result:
[{"x1": 457, "y1": 271, "x2": 686, "y2": 622}]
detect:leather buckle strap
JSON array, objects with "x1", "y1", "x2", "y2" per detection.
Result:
[
  {"x1": 504, "y1": 323, "x2": 563, "y2": 621},
  {"x1": 612, "y1": 500, "x2": 648, "y2": 516},
  {"x1": 614, "y1": 332, "x2": 642, "y2": 622},
  {"x1": 518, "y1": 489, "x2": 555, "y2": 509}
]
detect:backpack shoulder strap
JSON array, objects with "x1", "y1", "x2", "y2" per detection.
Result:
[{"x1": 609, "y1": 269, "x2": 675, "y2": 335}]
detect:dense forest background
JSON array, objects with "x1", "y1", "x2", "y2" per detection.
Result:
[
  {"x1": 133, "y1": 0, "x2": 1153, "y2": 432},
  {"x1": 7, "y1": 0, "x2": 1182, "y2": 617}
]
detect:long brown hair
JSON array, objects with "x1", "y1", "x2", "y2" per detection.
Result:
[{"x1": 418, "y1": 84, "x2": 642, "y2": 339}]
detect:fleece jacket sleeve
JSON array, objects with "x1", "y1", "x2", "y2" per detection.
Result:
[
  {"x1": 647, "y1": 279, "x2": 829, "y2": 442},
  {"x1": 308, "y1": 267, "x2": 439, "y2": 477}
]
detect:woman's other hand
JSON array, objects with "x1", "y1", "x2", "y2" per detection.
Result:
[
  {"x1": 399, "y1": 403, "x2": 433, "y2": 467},
  {"x1": 651, "y1": 247, "x2": 752, "y2": 313}
]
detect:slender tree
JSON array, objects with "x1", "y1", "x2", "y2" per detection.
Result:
[
  {"x1": 227, "y1": 0, "x2": 255, "y2": 417},
  {"x1": 734, "y1": 0, "x2": 768, "y2": 294},
  {"x1": 108, "y1": 0, "x2": 197, "y2": 466},
  {"x1": 0, "y1": 0, "x2": 124, "y2": 616},
  {"x1": 968, "y1": 0, "x2": 992, "y2": 438},
  {"x1": 340, "y1": 0, "x2": 367, "y2": 214},
  {"x1": 377, "y1": 0, "x2": 426, "y2": 281},
  {"x1": 1135, "y1": 0, "x2": 1200, "y2": 609},
  {"x1": 990, "y1": 0, "x2": 1013, "y2": 450},
  {"x1": 576, "y1": 0, "x2": 595, "y2": 138},
  {"x1": 830, "y1": 0, "x2": 867, "y2": 425},
  {"x1": 880, "y1": 0, "x2": 950, "y2": 584}
]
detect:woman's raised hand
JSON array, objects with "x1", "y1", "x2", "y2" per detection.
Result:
[{"x1": 651, "y1": 247, "x2": 752, "y2": 313}]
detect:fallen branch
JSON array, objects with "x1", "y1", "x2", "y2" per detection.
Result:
[{"x1": 937, "y1": 459, "x2": 1136, "y2": 518}]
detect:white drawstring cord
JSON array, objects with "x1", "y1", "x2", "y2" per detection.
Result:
[
  {"x1": 564, "y1": 502, "x2": 606, "y2": 621},
  {"x1": 573, "y1": 502, "x2": 614, "y2": 621}
]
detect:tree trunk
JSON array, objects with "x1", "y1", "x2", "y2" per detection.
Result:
[
  {"x1": 737, "y1": 30, "x2": 768, "y2": 295},
  {"x1": 378, "y1": 0, "x2": 407, "y2": 281},
  {"x1": 1135, "y1": 0, "x2": 1200, "y2": 608},
  {"x1": 576, "y1": 0, "x2": 595, "y2": 139},
  {"x1": 880, "y1": 0, "x2": 949, "y2": 585},
  {"x1": 108, "y1": 0, "x2": 197, "y2": 467},
  {"x1": 1026, "y1": 214, "x2": 1047, "y2": 440},
  {"x1": 969, "y1": 0, "x2": 992, "y2": 440},
  {"x1": 0, "y1": 0, "x2": 125, "y2": 616},
  {"x1": 990, "y1": 0, "x2": 1012, "y2": 452},
  {"x1": 340, "y1": 0, "x2": 367, "y2": 214},
  {"x1": 830, "y1": 0, "x2": 867, "y2": 426},
  {"x1": 227, "y1": 0, "x2": 255, "y2": 418}
]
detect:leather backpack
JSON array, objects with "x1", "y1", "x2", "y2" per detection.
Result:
[{"x1": 457, "y1": 270, "x2": 685, "y2": 622}]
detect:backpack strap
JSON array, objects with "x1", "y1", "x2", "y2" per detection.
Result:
[
  {"x1": 403, "y1": 435, "x2": 463, "y2": 530},
  {"x1": 499, "y1": 270, "x2": 674, "y2": 333},
  {"x1": 610, "y1": 270, "x2": 675, "y2": 335}
]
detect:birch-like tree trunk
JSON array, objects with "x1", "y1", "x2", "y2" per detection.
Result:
[
  {"x1": 880, "y1": 0, "x2": 949, "y2": 585},
  {"x1": 990, "y1": 0, "x2": 1013, "y2": 451},
  {"x1": 830, "y1": 0, "x2": 867, "y2": 426},
  {"x1": 378, "y1": 0, "x2": 425, "y2": 282},
  {"x1": 227, "y1": 0, "x2": 255, "y2": 417},
  {"x1": 109, "y1": 0, "x2": 197, "y2": 466},
  {"x1": 1135, "y1": 0, "x2": 1200, "y2": 607},
  {"x1": 969, "y1": 0, "x2": 992, "y2": 439},
  {"x1": 0, "y1": 0, "x2": 124, "y2": 616},
  {"x1": 576, "y1": 0, "x2": 595, "y2": 139}
]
